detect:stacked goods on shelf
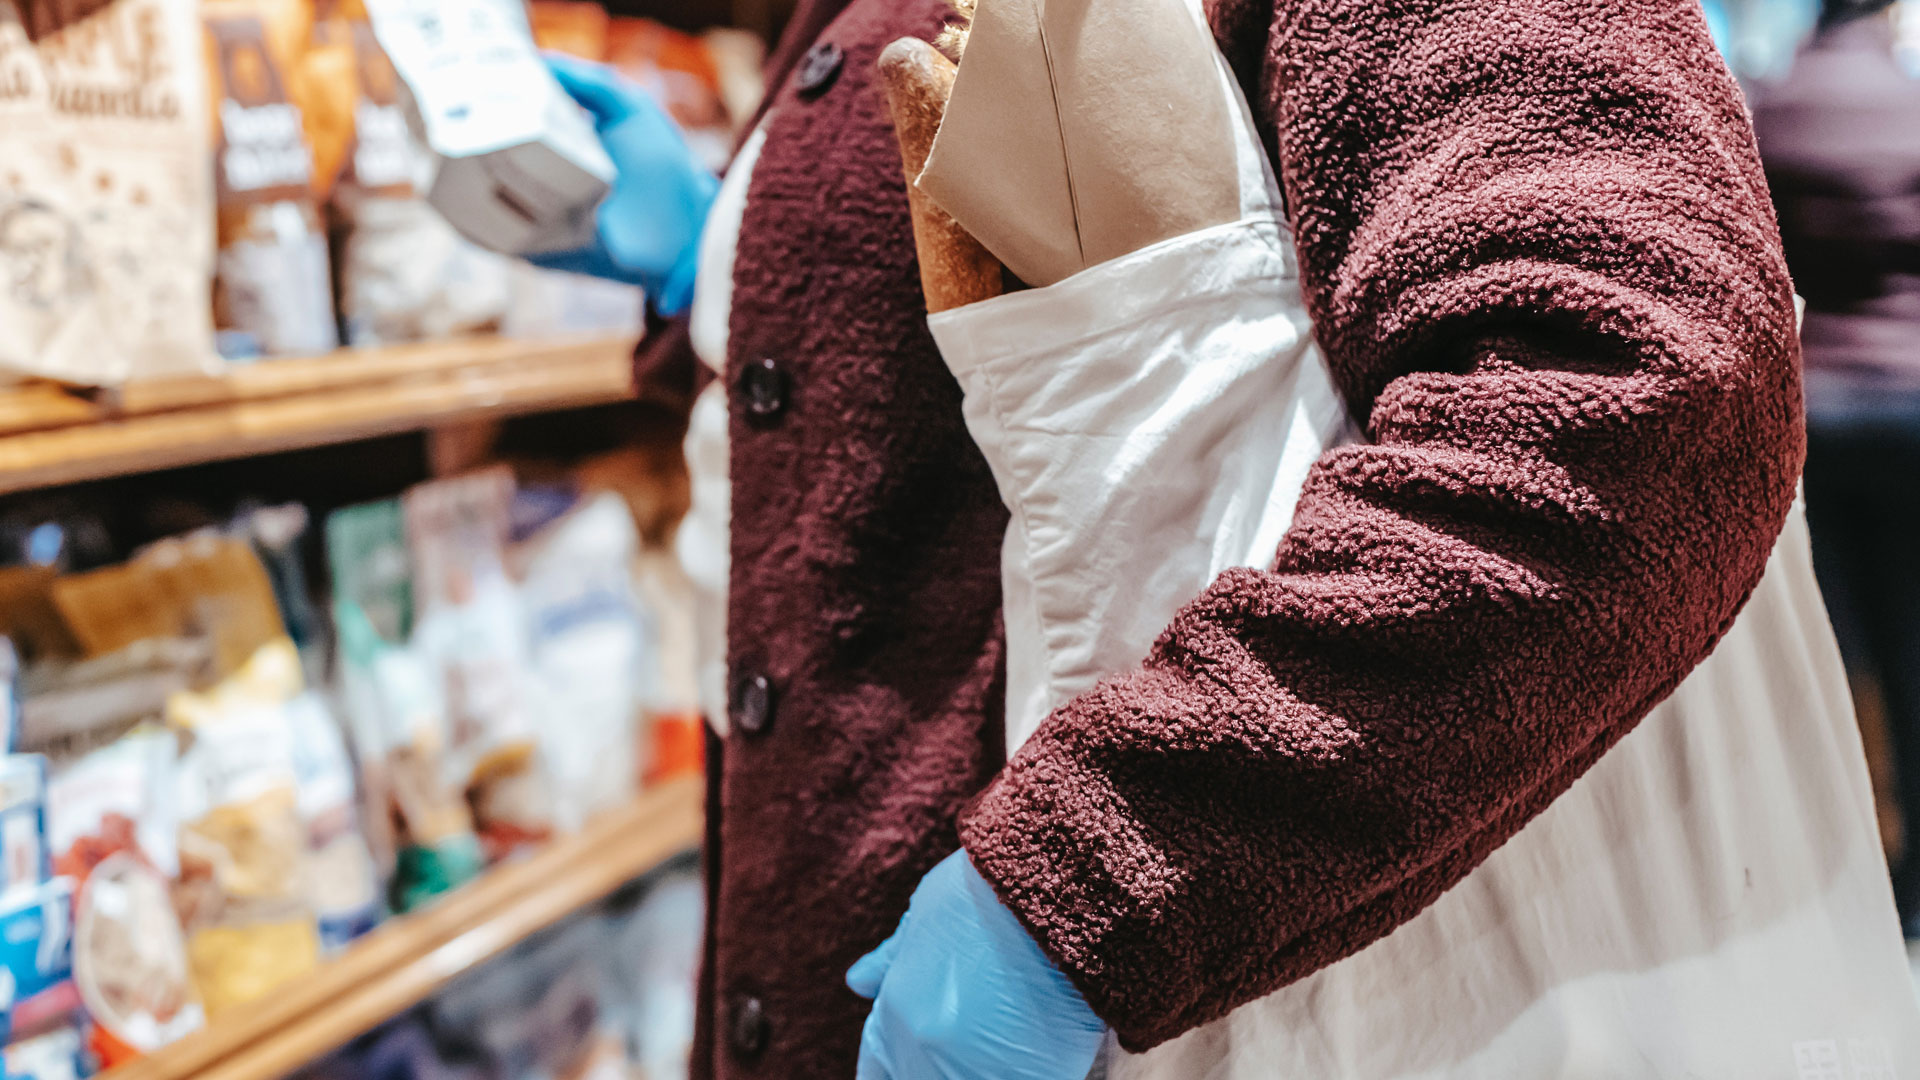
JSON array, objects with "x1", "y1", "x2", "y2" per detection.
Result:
[
  {"x1": 0, "y1": 0, "x2": 768, "y2": 386},
  {"x1": 0, "y1": 461, "x2": 700, "y2": 1078},
  {"x1": 202, "y1": 0, "x2": 339, "y2": 359}
]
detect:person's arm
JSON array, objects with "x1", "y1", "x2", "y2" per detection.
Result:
[{"x1": 959, "y1": 0, "x2": 1801, "y2": 1050}]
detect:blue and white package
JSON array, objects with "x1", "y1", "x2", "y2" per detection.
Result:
[
  {"x1": 0, "y1": 877, "x2": 75, "y2": 1033},
  {"x1": 0, "y1": 757, "x2": 48, "y2": 894}
]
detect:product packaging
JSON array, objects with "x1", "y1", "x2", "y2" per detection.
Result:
[
  {"x1": 167, "y1": 640, "x2": 321, "y2": 1016},
  {"x1": 202, "y1": 0, "x2": 340, "y2": 359},
  {"x1": 326, "y1": 500, "x2": 481, "y2": 912},
  {"x1": 283, "y1": 690, "x2": 379, "y2": 950},
  {"x1": 0, "y1": 0, "x2": 220, "y2": 385},
  {"x1": 365, "y1": 0, "x2": 614, "y2": 256},
  {"x1": 0, "y1": 754, "x2": 49, "y2": 893},
  {"x1": 404, "y1": 470, "x2": 550, "y2": 860},
  {"x1": 499, "y1": 1, "x2": 641, "y2": 338},
  {"x1": 328, "y1": 10, "x2": 511, "y2": 347},
  {"x1": 3, "y1": 1024, "x2": 89, "y2": 1080},
  {"x1": 516, "y1": 492, "x2": 648, "y2": 832},
  {"x1": 0, "y1": 877, "x2": 76, "y2": 1045},
  {"x1": 72, "y1": 851, "x2": 199, "y2": 1066}
]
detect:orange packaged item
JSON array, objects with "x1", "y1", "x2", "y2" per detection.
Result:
[
  {"x1": 203, "y1": 0, "x2": 338, "y2": 358},
  {"x1": 527, "y1": 0, "x2": 605, "y2": 59},
  {"x1": 604, "y1": 17, "x2": 730, "y2": 169}
]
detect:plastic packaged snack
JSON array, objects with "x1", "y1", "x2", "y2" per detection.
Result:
[
  {"x1": 404, "y1": 470, "x2": 550, "y2": 859},
  {"x1": 47, "y1": 727, "x2": 177, "y2": 884},
  {"x1": 0, "y1": 0, "x2": 220, "y2": 385},
  {"x1": 326, "y1": 500, "x2": 481, "y2": 911},
  {"x1": 283, "y1": 690, "x2": 379, "y2": 949},
  {"x1": 202, "y1": 0, "x2": 339, "y2": 358},
  {"x1": 0, "y1": 877, "x2": 77, "y2": 1046},
  {"x1": 167, "y1": 640, "x2": 321, "y2": 1016},
  {"x1": 516, "y1": 492, "x2": 650, "y2": 832},
  {"x1": 73, "y1": 851, "x2": 200, "y2": 1066}
]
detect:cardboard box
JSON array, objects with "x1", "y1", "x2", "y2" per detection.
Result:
[{"x1": 366, "y1": 0, "x2": 613, "y2": 256}]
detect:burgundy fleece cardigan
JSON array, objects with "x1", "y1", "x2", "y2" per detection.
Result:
[{"x1": 693, "y1": 0, "x2": 1800, "y2": 1074}]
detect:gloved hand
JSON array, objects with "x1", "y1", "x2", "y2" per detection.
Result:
[
  {"x1": 847, "y1": 850, "x2": 1107, "y2": 1080},
  {"x1": 531, "y1": 54, "x2": 720, "y2": 315}
]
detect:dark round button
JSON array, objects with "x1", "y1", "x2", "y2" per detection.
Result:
[
  {"x1": 740, "y1": 357, "x2": 789, "y2": 421},
  {"x1": 795, "y1": 41, "x2": 844, "y2": 98},
  {"x1": 732, "y1": 671, "x2": 775, "y2": 735},
  {"x1": 728, "y1": 995, "x2": 770, "y2": 1060}
]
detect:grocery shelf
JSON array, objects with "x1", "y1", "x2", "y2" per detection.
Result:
[
  {"x1": 104, "y1": 776, "x2": 703, "y2": 1080},
  {"x1": 0, "y1": 336, "x2": 639, "y2": 495}
]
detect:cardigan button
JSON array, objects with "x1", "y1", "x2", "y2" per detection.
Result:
[
  {"x1": 795, "y1": 41, "x2": 844, "y2": 98},
  {"x1": 727, "y1": 994, "x2": 771, "y2": 1060},
  {"x1": 740, "y1": 357, "x2": 789, "y2": 422},
  {"x1": 732, "y1": 670, "x2": 776, "y2": 735}
]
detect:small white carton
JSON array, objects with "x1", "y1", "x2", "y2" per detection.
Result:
[{"x1": 366, "y1": 0, "x2": 614, "y2": 255}]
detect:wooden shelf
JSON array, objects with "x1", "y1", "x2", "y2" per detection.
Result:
[
  {"x1": 0, "y1": 336, "x2": 639, "y2": 495},
  {"x1": 105, "y1": 776, "x2": 703, "y2": 1080}
]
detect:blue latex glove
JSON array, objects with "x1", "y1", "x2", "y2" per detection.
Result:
[
  {"x1": 531, "y1": 54, "x2": 720, "y2": 316},
  {"x1": 848, "y1": 851, "x2": 1107, "y2": 1080}
]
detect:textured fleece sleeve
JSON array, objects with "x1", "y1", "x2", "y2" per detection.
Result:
[{"x1": 957, "y1": 0, "x2": 1802, "y2": 1051}]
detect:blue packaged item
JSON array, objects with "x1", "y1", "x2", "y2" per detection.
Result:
[
  {"x1": 0, "y1": 877, "x2": 75, "y2": 1045},
  {"x1": 0, "y1": 757, "x2": 48, "y2": 894}
]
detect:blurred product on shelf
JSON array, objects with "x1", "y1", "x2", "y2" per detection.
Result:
[
  {"x1": 293, "y1": 855, "x2": 702, "y2": 1080},
  {"x1": 327, "y1": 497, "x2": 483, "y2": 913},
  {"x1": 324, "y1": 5, "x2": 514, "y2": 348},
  {"x1": 403, "y1": 469, "x2": 550, "y2": 863},
  {"x1": 516, "y1": 492, "x2": 650, "y2": 834},
  {"x1": 602, "y1": 16, "x2": 733, "y2": 170},
  {"x1": 0, "y1": 441, "x2": 699, "y2": 1074},
  {"x1": 203, "y1": 0, "x2": 340, "y2": 360},
  {"x1": 0, "y1": 0, "x2": 220, "y2": 385}
]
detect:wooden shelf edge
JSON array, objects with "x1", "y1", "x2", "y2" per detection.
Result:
[
  {"x1": 105, "y1": 777, "x2": 704, "y2": 1080},
  {"x1": 0, "y1": 338, "x2": 639, "y2": 494}
]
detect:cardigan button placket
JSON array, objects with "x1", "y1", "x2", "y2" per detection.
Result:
[{"x1": 794, "y1": 40, "x2": 844, "y2": 98}]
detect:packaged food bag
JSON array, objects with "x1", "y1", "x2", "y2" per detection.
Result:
[
  {"x1": 0, "y1": 0, "x2": 219, "y2": 385},
  {"x1": 48, "y1": 728, "x2": 201, "y2": 1065},
  {"x1": 166, "y1": 640, "x2": 321, "y2": 1016},
  {"x1": 405, "y1": 469, "x2": 550, "y2": 859},
  {"x1": 365, "y1": 0, "x2": 613, "y2": 256},
  {"x1": 326, "y1": 499, "x2": 482, "y2": 911},
  {"x1": 283, "y1": 690, "x2": 379, "y2": 949},
  {"x1": 516, "y1": 492, "x2": 649, "y2": 832},
  {"x1": 202, "y1": 0, "x2": 338, "y2": 358},
  {"x1": 327, "y1": 11, "x2": 511, "y2": 347}
]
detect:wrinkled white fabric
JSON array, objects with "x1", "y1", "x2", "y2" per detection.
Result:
[{"x1": 925, "y1": 15, "x2": 1920, "y2": 1076}]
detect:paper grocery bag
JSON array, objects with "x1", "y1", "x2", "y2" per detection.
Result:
[{"x1": 916, "y1": 0, "x2": 1240, "y2": 286}]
